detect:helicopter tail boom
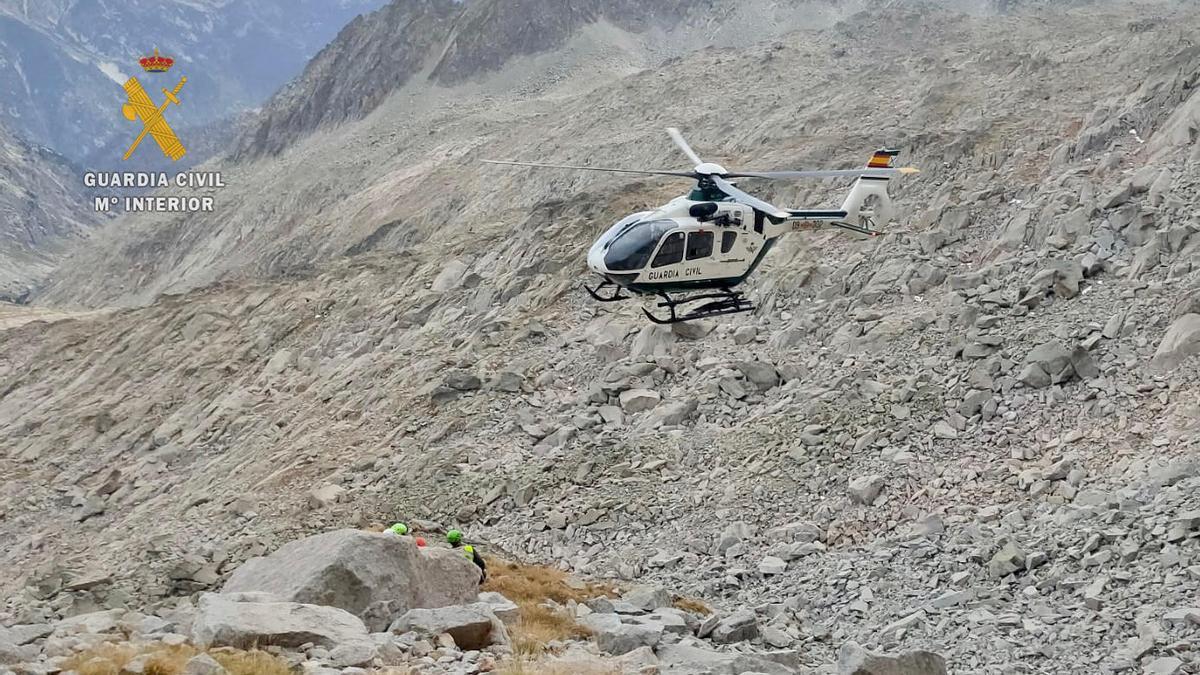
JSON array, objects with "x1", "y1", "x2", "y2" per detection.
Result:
[{"x1": 839, "y1": 148, "x2": 903, "y2": 229}]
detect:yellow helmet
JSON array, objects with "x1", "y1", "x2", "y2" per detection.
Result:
[{"x1": 463, "y1": 545, "x2": 475, "y2": 557}]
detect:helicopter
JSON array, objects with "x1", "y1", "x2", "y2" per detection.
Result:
[{"x1": 484, "y1": 128, "x2": 917, "y2": 324}]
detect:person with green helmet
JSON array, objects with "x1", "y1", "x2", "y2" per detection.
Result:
[
  {"x1": 447, "y1": 529, "x2": 487, "y2": 581},
  {"x1": 388, "y1": 522, "x2": 408, "y2": 536}
]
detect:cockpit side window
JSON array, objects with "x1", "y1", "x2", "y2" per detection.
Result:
[
  {"x1": 686, "y1": 231, "x2": 714, "y2": 260},
  {"x1": 603, "y1": 219, "x2": 675, "y2": 271},
  {"x1": 652, "y1": 232, "x2": 686, "y2": 268}
]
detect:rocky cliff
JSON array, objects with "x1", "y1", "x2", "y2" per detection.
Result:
[
  {"x1": 0, "y1": 0, "x2": 387, "y2": 163},
  {"x1": 0, "y1": 124, "x2": 97, "y2": 302}
]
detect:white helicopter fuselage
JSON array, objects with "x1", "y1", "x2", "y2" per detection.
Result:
[{"x1": 586, "y1": 196, "x2": 770, "y2": 294}]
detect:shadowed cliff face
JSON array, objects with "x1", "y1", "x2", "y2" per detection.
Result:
[
  {"x1": 233, "y1": 0, "x2": 699, "y2": 160},
  {"x1": 0, "y1": 124, "x2": 98, "y2": 302},
  {"x1": 0, "y1": 0, "x2": 387, "y2": 163}
]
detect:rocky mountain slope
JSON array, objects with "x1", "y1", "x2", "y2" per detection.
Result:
[
  {"x1": 4, "y1": 1, "x2": 1200, "y2": 674},
  {"x1": 0, "y1": 124, "x2": 98, "y2": 302},
  {"x1": 0, "y1": 0, "x2": 386, "y2": 163}
]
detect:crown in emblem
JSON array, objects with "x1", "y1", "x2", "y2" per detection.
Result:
[{"x1": 139, "y1": 48, "x2": 174, "y2": 73}]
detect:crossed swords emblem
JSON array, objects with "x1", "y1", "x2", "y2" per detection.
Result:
[{"x1": 121, "y1": 76, "x2": 187, "y2": 161}]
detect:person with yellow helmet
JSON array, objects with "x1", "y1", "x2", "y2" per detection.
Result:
[{"x1": 447, "y1": 529, "x2": 487, "y2": 582}]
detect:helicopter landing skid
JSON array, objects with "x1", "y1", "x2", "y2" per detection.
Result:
[
  {"x1": 585, "y1": 280, "x2": 630, "y2": 303},
  {"x1": 643, "y1": 289, "x2": 755, "y2": 325}
]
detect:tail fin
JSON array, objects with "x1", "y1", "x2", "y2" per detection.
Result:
[{"x1": 840, "y1": 149, "x2": 901, "y2": 227}]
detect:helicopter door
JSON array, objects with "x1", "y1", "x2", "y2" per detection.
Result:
[
  {"x1": 717, "y1": 230, "x2": 743, "y2": 263},
  {"x1": 685, "y1": 231, "x2": 714, "y2": 262}
]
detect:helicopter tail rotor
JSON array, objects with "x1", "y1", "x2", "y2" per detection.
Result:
[{"x1": 838, "y1": 148, "x2": 907, "y2": 228}]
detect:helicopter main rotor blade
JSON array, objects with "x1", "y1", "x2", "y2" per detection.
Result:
[
  {"x1": 711, "y1": 176, "x2": 789, "y2": 220},
  {"x1": 666, "y1": 127, "x2": 704, "y2": 167},
  {"x1": 724, "y1": 167, "x2": 920, "y2": 179},
  {"x1": 482, "y1": 159, "x2": 695, "y2": 178}
]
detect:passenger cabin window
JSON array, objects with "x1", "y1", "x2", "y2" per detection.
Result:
[
  {"x1": 721, "y1": 231, "x2": 738, "y2": 253},
  {"x1": 651, "y1": 232, "x2": 685, "y2": 268},
  {"x1": 686, "y1": 231, "x2": 713, "y2": 260}
]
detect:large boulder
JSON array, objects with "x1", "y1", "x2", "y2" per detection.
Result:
[
  {"x1": 1152, "y1": 314, "x2": 1200, "y2": 371},
  {"x1": 734, "y1": 361, "x2": 781, "y2": 391},
  {"x1": 580, "y1": 613, "x2": 662, "y2": 656},
  {"x1": 192, "y1": 593, "x2": 373, "y2": 655},
  {"x1": 656, "y1": 642, "x2": 798, "y2": 674},
  {"x1": 388, "y1": 603, "x2": 508, "y2": 650},
  {"x1": 1023, "y1": 341, "x2": 1074, "y2": 385},
  {"x1": 222, "y1": 529, "x2": 480, "y2": 631},
  {"x1": 837, "y1": 641, "x2": 949, "y2": 675}
]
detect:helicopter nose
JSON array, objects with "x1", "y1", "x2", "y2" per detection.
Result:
[{"x1": 587, "y1": 239, "x2": 608, "y2": 274}]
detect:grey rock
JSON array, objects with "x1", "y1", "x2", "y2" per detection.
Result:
[
  {"x1": 1143, "y1": 657, "x2": 1183, "y2": 675},
  {"x1": 0, "y1": 641, "x2": 39, "y2": 664},
  {"x1": 485, "y1": 371, "x2": 523, "y2": 392},
  {"x1": 635, "y1": 609, "x2": 689, "y2": 635},
  {"x1": 52, "y1": 609, "x2": 123, "y2": 635},
  {"x1": 1163, "y1": 607, "x2": 1200, "y2": 627},
  {"x1": 1024, "y1": 341, "x2": 1075, "y2": 385},
  {"x1": 618, "y1": 388, "x2": 661, "y2": 413},
  {"x1": 656, "y1": 643, "x2": 795, "y2": 675},
  {"x1": 430, "y1": 260, "x2": 469, "y2": 292},
  {"x1": 307, "y1": 483, "x2": 346, "y2": 510},
  {"x1": 760, "y1": 624, "x2": 793, "y2": 648},
  {"x1": 621, "y1": 585, "x2": 672, "y2": 612},
  {"x1": 849, "y1": 475, "x2": 885, "y2": 505},
  {"x1": 647, "y1": 399, "x2": 698, "y2": 427},
  {"x1": 837, "y1": 641, "x2": 949, "y2": 675},
  {"x1": 988, "y1": 541, "x2": 1026, "y2": 578},
  {"x1": 192, "y1": 592, "x2": 372, "y2": 652},
  {"x1": 444, "y1": 370, "x2": 481, "y2": 391},
  {"x1": 0, "y1": 625, "x2": 52, "y2": 646},
  {"x1": 222, "y1": 529, "x2": 480, "y2": 631},
  {"x1": 671, "y1": 320, "x2": 715, "y2": 340},
  {"x1": 475, "y1": 592, "x2": 519, "y2": 624},
  {"x1": 389, "y1": 603, "x2": 507, "y2": 650},
  {"x1": 1152, "y1": 314, "x2": 1200, "y2": 371},
  {"x1": 758, "y1": 556, "x2": 787, "y2": 576},
  {"x1": 734, "y1": 361, "x2": 780, "y2": 391},
  {"x1": 1017, "y1": 363, "x2": 1051, "y2": 389},
  {"x1": 709, "y1": 609, "x2": 758, "y2": 644},
  {"x1": 182, "y1": 654, "x2": 229, "y2": 675},
  {"x1": 581, "y1": 613, "x2": 662, "y2": 656}
]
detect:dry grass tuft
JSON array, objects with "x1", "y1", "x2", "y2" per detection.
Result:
[
  {"x1": 211, "y1": 648, "x2": 293, "y2": 675},
  {"x1": 143, "y1": 645, "x2": 195, "y2": 675},
  {"x1": 483, "y1": 557, "x2": 613, "y2": 657},
  {"x1": 62, "y1": 642, "x2": 290, "y2": 675},
  {"x1": 62, "y1": 643, "x2": 139, "y2": 675},
  {"x1": 498, "y1": 656, "x2": 620, "y2": 675},
  {"x1": 674, "y1": 595, "x2": 712, "y2": 615},
  {"x1": 483, "y1": 557, "x2": 614, "y2": 605},
  {"x1": 508, "y1": 603, "x2": 592, "y2": 658}
]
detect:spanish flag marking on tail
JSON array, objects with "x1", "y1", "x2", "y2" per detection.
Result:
[{"x1": 866, "y1": 149, "x2": 901, "y2": 169}]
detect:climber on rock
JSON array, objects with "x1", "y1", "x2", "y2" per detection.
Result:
[{"x1": 447, "y1": 529, "x2": 487, "y2": 582}]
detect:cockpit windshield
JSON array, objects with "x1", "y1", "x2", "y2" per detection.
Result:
[{"x1": 603, "y1": 219, "x2": 676, "y2": 271}]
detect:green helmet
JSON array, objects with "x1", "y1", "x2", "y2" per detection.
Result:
[
  {"x1": 388, "y1": 523, "x2": 408, "y2": 535},
  {"x1": 446, "y1": 529, "x2": 463, "y2": 545}
]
